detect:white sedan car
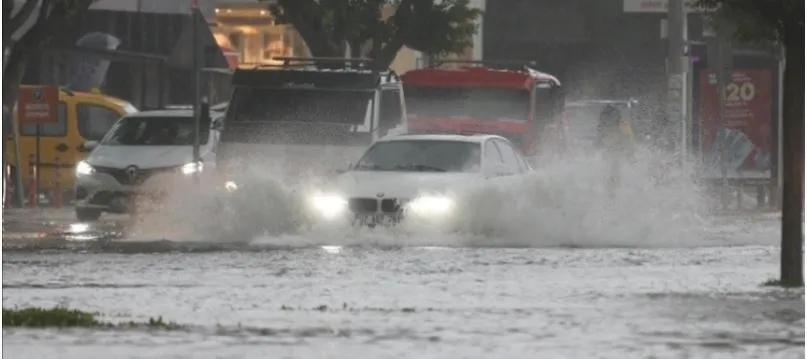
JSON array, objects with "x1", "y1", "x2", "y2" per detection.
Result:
[{"x1": 305, "y1": 134, "x2": 533, "y2": 228}]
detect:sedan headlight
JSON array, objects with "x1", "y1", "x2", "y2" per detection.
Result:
[
  {"x1": 76, "y1": 161, "x2": 95, "y2": 176},
  {"x1": 181, "y1": 161, "x2": 204, "y2": 175},
  {"x1": 309, "y1": 194, "x2": 348, "y2": 219},
  {"x1": 407, "y1": 195, "x2": 454, "y2": 216}
]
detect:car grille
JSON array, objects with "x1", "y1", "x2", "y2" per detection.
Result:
[
  {"x1": 94, "y1": 165, "x2": 179, "y2": 185},
  {"x1": 348, "y1": 198, "x2": 408, "y2": 214}
]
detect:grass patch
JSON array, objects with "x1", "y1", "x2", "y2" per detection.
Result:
[
  {"x1": 3, "y1": 307, "x2": 100, "y2": 328},
  {"x1": 3, "y1": 307, "x2": 183, "y2": 330},
  {"x1": 762, "y1": 278, "x2": 805, "y2": 288}
]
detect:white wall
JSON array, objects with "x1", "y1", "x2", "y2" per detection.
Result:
[{"x1": 468, "y1": 0, "x2": 485, "y2": 60}]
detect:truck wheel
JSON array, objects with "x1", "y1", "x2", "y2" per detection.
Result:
[{"x1": 75, "y1": 208, "x2": 102, "y2": 221}]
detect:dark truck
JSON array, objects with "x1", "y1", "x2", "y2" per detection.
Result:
[
  {"x1": 216, "y1": 58, "x2": 407, "y2": 181},
  {"x1": 212, "y1": 58, "x2": 408, "y2": 235}
]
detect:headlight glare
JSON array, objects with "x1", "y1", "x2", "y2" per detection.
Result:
[
  {"x1": 407, "y1": 195, "x2": 454, "y2": 216},
  {"x1": 76, "y1": 161, "x2": 95, "y2": 176},
  {"x1": 310, "y1": 194, "x2": 347, "y2": 219},
  {"x1": 224, "y1": 180, "x2": 238, "y2": 192},
  {"x1": 181, "y1": 161, "x2": 204, "y2": 175}
]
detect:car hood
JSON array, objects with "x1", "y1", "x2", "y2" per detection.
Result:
[
  {"x1": 327, "y1": 170, "x2": 483, "y2": 198},
  {"x1": 86, "y1": 145, "x2": 213, "y2": 169}
]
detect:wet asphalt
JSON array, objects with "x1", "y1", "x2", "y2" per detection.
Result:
[{"x1": 1, "y1": 208, "x2": 803, "y2": 359}]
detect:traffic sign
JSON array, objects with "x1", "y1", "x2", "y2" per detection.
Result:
[{"x1": 17, "y1": 85, "x2": 58, "y2": 124}]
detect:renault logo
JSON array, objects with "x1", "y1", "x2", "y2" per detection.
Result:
[{"x1": 125, "y1": 165, "x2": 139, "y2": 184}]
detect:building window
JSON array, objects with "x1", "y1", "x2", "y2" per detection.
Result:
[
  {"x1": 262, "y1": 31, "x2": 283, "y2": 60},
  {"x1": 228, "y1": 32, "x2": 244, "y2": 60}
]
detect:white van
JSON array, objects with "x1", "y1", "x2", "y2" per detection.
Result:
[{"x1": 73, "y1": 107, "x2": 224, "y2": 220}]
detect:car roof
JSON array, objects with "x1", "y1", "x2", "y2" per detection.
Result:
[
  {"x1": 377, "y1": 133, "x2": 506, "y2": 144},
  {"x1": 124, "y1": 109, "x2": 224, "y2": 119}
]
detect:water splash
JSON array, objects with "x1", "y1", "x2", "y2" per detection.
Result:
[{"x1": 128, "y1": 144, "x2": 755, "y2": 249}]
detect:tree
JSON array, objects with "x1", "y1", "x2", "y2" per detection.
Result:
[
  {"x1": 3, "y1": 0, "x2": 94, "y2": 115},
  {"x1": 696, "y1": 0, "x2": 804, "y2": 287},
  {"x1": 3, "y1": 0, "x2": 93, "y2": 207},
  {"x1": 268, "y1": 0, "x2": 483, "y2": 69}
]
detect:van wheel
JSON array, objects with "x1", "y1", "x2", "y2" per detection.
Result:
[{"x1": 75, "y1": 208, "x2": 102, "y2": 221}]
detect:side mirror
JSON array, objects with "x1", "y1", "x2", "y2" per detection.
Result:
[
  {"x1": 80, "y1": 141, "x2": 99, "y2": 152},
  {"x1": 335, "y1": 162, "x2": 353, "y2": 174}
]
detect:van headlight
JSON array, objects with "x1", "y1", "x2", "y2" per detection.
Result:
[
  {"x1": 309, "y1": 194, "x2": 348, "y2": 219},
  {"x1": 407, "y1": 195, "x2": 454, "y2": 216},
  {"x1": 181, "y1": 161, "x2": 204, "y2": 175},
  {"x1": 76, "y1": 161, "x2": 95, "y2": 176},
  {"x1": 224, "y1": 180, "x2": 239, "y2": 192}
]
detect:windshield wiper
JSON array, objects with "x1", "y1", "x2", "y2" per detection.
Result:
[{"x1": 393, "y1": 164, "x2": 447, "y2": 172}]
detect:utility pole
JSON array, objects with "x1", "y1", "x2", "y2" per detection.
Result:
[
  {"x1": 706, "y1": 17, "x2": 734, "y2": 209},
  {"x1": 191, "y1": 0, "x2": 201, "y2": 184},
  {"x1": 666, "y1": 0, "x2": 687, "y2": 172}
]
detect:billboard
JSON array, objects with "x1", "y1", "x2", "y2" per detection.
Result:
[{"x1": 698, "y1": 69, "x2": 774, "y2": 180}]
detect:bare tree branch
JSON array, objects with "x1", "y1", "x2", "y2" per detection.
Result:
[{"x1": 7, "y1": 0, "x2": 39, "y2": 36}]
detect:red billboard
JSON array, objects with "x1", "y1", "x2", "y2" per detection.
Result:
[{"x1": 699, "y1": 69, "x2": 773, "y2": 180}]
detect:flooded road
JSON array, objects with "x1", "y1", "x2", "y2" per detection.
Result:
[{"x1": 2, "y1": 211, "x2": 803, "y2": 359}]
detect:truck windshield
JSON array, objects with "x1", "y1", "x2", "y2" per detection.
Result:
[
  {"x1": 404, "y1": 86, "x2": 529, "y2": 121},
  {"x1": 229, "y1": 87, "x2": 372, "y2": 125},
  {"x1": 101, "y1": 116, "x2": 210, "y2": 146}
]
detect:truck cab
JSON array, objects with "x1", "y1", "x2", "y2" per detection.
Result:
[
  {"x1": 400, "y1": 60, "x2": 565, "y2": 158},
  {"x1": 216, "y1": 57, "x2": 407, "y2": 181}
]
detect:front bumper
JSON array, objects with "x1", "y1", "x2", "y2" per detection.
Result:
[
  {"x1": 215, "y1": 179, "x2": 457, "y2": 231},
  {"x1": 73, "y1": 171, "x2": 177, "y2": 213},
  {"x1": 307, "y1": 196, "x2": 456, "y2": 230}
]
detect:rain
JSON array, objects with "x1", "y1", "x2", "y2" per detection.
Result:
[{"x1": 2, "y1": 0, "x2": 803, "y2": 358}]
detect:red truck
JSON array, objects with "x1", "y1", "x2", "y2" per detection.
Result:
[{"x1": 400, "y1": 60, "x2": 566, "y2": 157}]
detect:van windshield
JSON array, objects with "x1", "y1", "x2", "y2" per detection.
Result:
[{"x1": 101, "y1": 116, "x2": 210, "y2": 146}]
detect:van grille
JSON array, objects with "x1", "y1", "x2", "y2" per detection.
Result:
[{"x1": 94, "y1": 165, "x2": 178, "y2": 185}]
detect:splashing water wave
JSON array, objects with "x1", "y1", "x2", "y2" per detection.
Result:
[{"x1": 128, "y1": 145, "x2": 745, "y2": 249}]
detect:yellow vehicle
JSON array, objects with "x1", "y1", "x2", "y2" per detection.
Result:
[{"x1": 5, "y1": 86, "x2": 138, "y2": 197}]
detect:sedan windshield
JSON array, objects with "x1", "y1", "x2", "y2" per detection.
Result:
[
  {"x1": 353, "y1": 140, "x2": 481, "y2": 173},
  {"x1": 101, "y1": 116, "x2": 210, "y2": 146}
]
